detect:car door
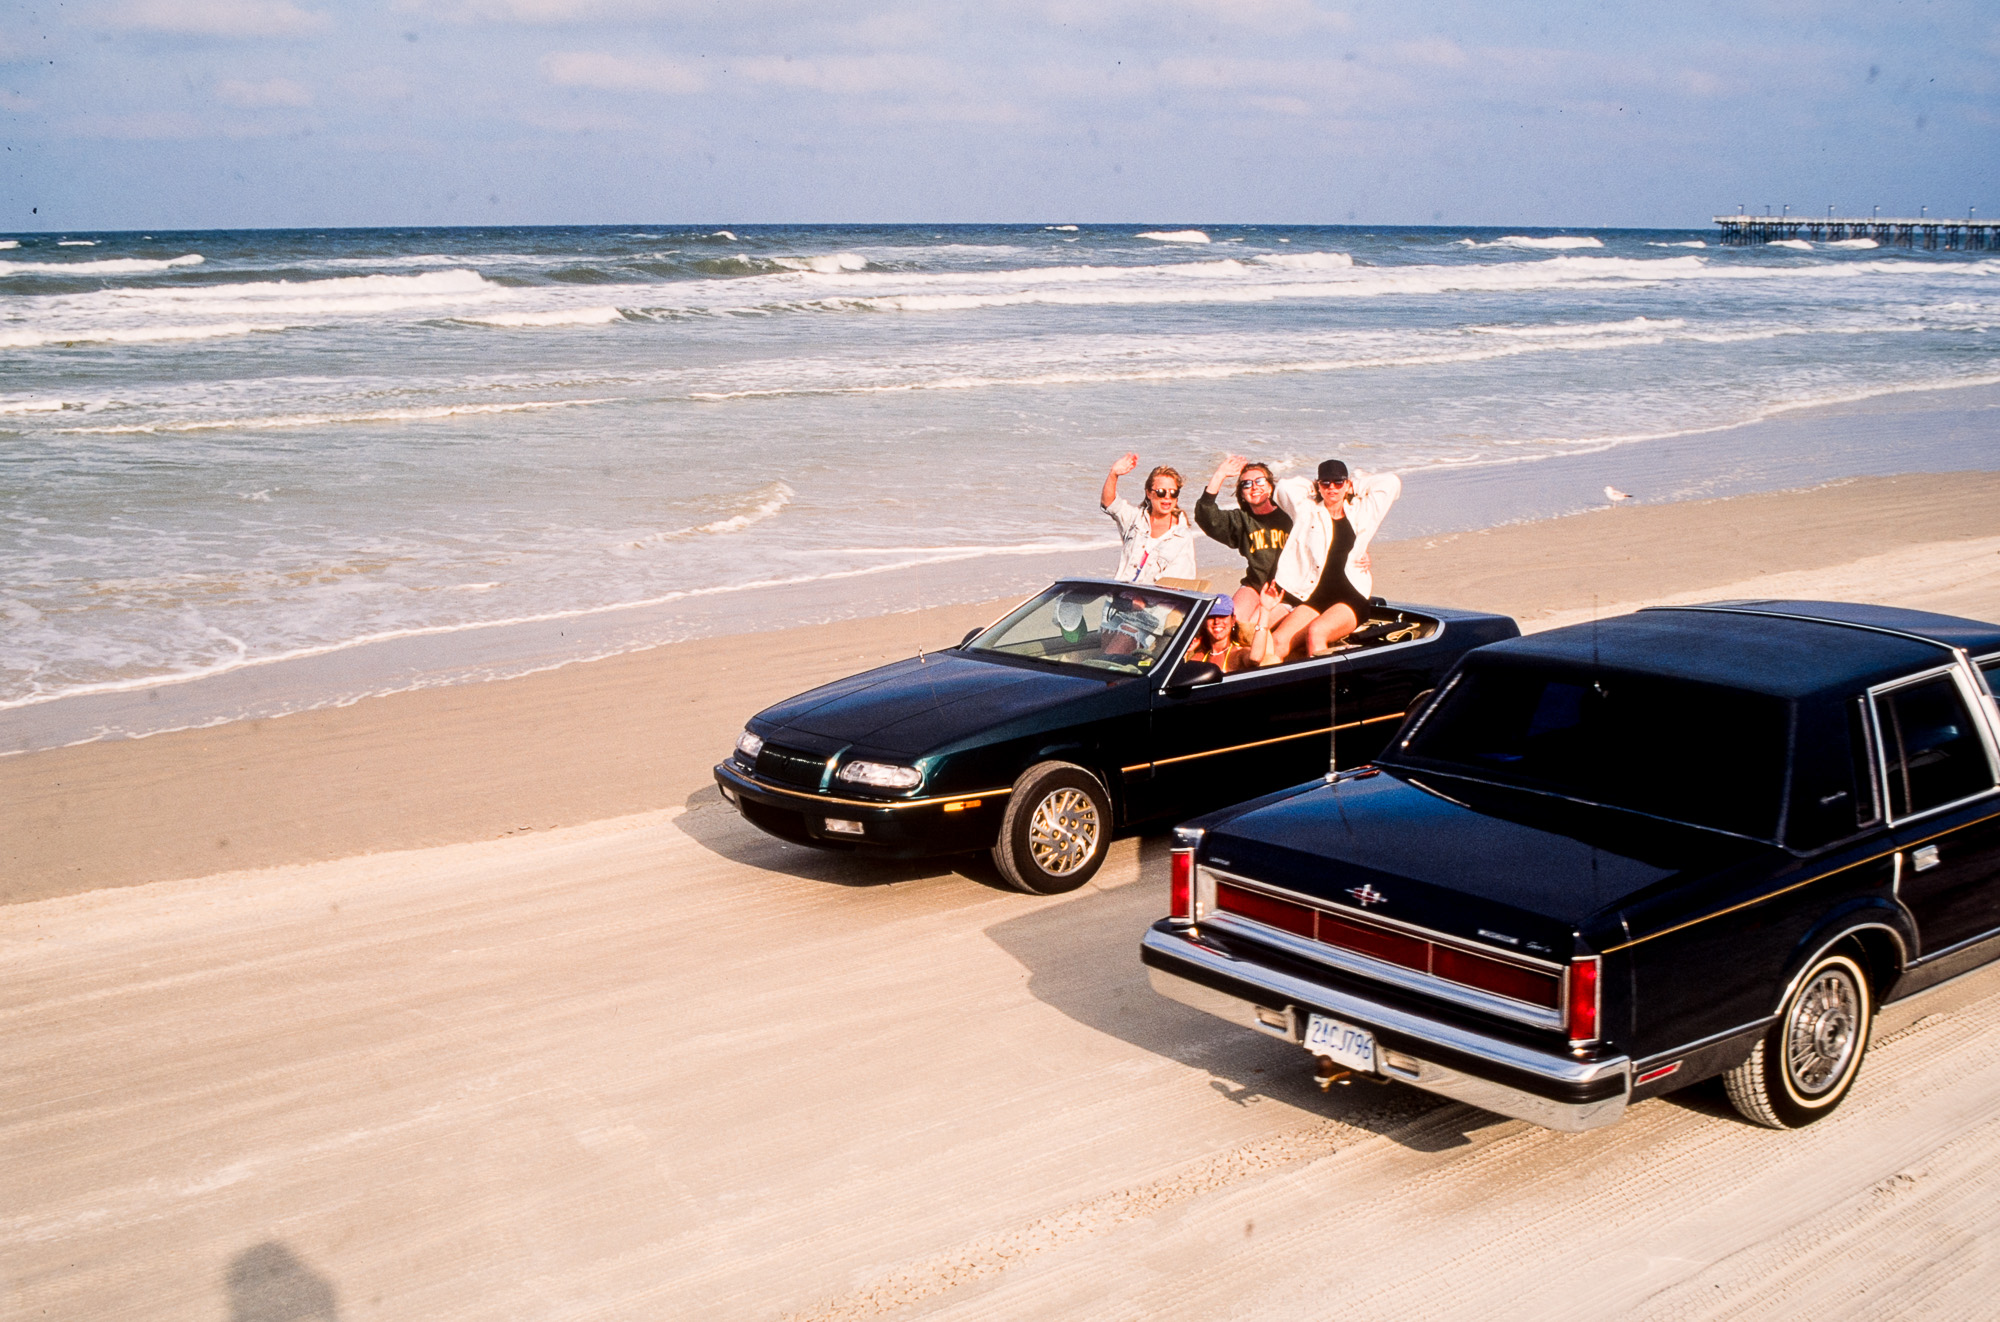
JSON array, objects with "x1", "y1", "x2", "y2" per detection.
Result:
[
  {"x1": 1134, "y1": 653, "x2": 1350, "y2": 824},
  {"x1": 1136, "y1": 636, "x2": 1437, "y2": 823},
  {"x1": 1874, "y1": 663, "x2": 2000, "y2": 956}
]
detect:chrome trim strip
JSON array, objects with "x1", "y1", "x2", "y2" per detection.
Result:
[
  {"x1": 1143, "y1": 928, "x2": 1631, "y2": 1133},
  {"x1": 716, "y1": 762, "x2": 1012, "y2": 810},
  {"x1": 1905, "y1": 922, "x2": 2000, "y2": 969},
  {"x1": 1204, "y1": 866, "x2": 1567, "y2": 972},
  {"x1": 1870, "y1": 663, "x2": 2000, "y2": 825},
  {"x1": 1202, "y1": 910, "x2": 1567, "y2": 1030},
  {"x1": 1877, "y1": 946, "x2": 2000, "y2": 1038},
  {"x1": 1631, "y1": 1016, "x2": 1775, "y2": 1073}
]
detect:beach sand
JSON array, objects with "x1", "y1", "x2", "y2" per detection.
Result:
[
  {"x1": 9, "y1": 471, "x2": 2000, "y2": 1321},
  {"x1": 6, "y1": 470, "x2": 1999, "y2": 904}
]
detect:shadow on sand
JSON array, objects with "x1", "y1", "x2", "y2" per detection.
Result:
[
  {"x1": 983, "y1": 835, "x2": 1513, "y2": 1153},
  {"x1": 226, "y1": 1242, "x2": 338, "y2": 1322},
  {"x1": 677, "y1": 782, "x2": 1014, "y2": 891}
]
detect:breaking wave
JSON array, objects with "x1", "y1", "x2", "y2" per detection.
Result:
[
  {"x1": 0, "y1": 254, "x2": 205, "y2": 276},
  {"x1": 55, "y1": 399, "x2": 609, "y2": 435},
  {"x1": 1137, "y1": 230, "x2": 1211, "y2": 243}
]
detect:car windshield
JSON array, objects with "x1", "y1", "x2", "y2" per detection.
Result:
[
  {"x1": 965, "y1": 584, "x2": 1195, "y2": 676},
  {"x1": 1392, "y1": 660, "x2": 1791, "y2": 839}
]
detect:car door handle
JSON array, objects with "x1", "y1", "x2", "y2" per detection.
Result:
[{"x1": 1912, "y1": 845, "x2": 1941, "y2": 872}]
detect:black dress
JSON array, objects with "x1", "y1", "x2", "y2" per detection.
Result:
[{"x1": 1301, "y1": 513, "x2": 1371, "y2": 620}]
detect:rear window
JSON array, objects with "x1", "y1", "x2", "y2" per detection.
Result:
[{"x1": 1395, "y1": 662, "x2": 1790, "y2": 838}]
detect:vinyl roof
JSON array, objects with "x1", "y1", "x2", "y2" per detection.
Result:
[{"x1": 1477, "y1": 600, "x2": 1998, "y2": 699}]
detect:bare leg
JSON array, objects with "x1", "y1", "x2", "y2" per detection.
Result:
[
  {"x1": 1305, "y1": 603, "x2": 1360, "y2": 656},
  {"x1": 1269, "y1": 603, "x2": 1320, "y2": 662}
]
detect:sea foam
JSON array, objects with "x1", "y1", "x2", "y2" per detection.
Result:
[
  {"x1": 0, "y1": 254, "x2": 204, "y2": 275},
  {"x1": 458, "y1": 307, "x2": 624, "y2": 328},
  {"x1": 56, "y1": 398, "x2": 609, "y2": 435},
  {"x1": 1493, "y1": 235, "x2": 1603, "y2": 249},
  {"x1": 1137, "y1": 230, "x2": 1211, "y2": 243}
]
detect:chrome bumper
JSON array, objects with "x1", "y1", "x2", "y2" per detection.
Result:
[{"x1": 1143, "y1": 924, "x2": 1631, "y2": 1133}]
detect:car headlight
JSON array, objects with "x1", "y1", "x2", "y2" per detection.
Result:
[
  {"x1": 836, "y1": 759, "x2": 922, "y2": 791},
  {"x1": 735, "y1": 729, "x2": 765, "y2": 760}
]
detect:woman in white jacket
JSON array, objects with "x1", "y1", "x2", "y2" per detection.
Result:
[{"x1": 1266, "y1": 459, "x2": 1401, "y2": 660}]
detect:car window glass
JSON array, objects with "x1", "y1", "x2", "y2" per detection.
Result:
[
  {"x1": 1787, "y1": 696, "x2": 1879, "y2": 851},
  {"x1": 1980, "y1": 656, "x2": 1999, "y2": 695},
  {"x1": 1875, "y1": 674, "x2": 1996, "y2": 818},
  {"x1": 1395, "y1": 662, "x2": 1789, "y2": 838},
  {"x1": 967, "y1": 586, "x2": 1189, "y2": 676}
]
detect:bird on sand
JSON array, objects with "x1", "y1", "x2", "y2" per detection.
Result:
[{"x1": 1604, "y1": 486, "x2": 1633, "y2": 503}]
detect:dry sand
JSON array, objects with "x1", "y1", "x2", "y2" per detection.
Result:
[{"x1": 7, "y1": 472, "x2": 2000, "y2": 1320}]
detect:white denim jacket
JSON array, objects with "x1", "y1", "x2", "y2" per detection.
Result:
[
  {"x1": 1269, "y1": 470, "x2": 1401, "y2": 603},
  {"x1": 1102, "y1": 497, "x2": 1199, "y2": 585}
]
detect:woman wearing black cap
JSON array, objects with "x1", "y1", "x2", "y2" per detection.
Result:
[{"x1": 1266, "y1": 459, "x2": 1401, "y2": 660}]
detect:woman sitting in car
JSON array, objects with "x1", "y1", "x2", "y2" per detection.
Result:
[{"x1": 1182, "y1": 597, "x2": 1272, "y2": 673}]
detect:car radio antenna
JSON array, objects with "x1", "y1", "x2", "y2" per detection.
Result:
[{"x1": 1327, "y1": 651, "x2": 1338, "y2": 778}]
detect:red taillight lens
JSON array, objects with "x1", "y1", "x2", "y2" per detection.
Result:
[
  {"x1": 1566, "y1": 956, "x2": 1601, "y2": 1045},
  {"x1": 1435, "y1": 946, "x2": 1562, "y2": 1009},
  {"x1": 1169, "y1": 849, "x2": 1194, "y2": 922}
]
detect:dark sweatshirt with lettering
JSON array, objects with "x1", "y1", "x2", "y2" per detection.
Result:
[{"x1": 1194, "y1": 491, "x2": 1293, "y2": 588}]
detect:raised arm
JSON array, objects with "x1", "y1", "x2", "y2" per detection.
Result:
[
  {"x1": 1101, "y1": 452, "x2": 1139, "y2": 509},
  {"x1": 1347, "y1": 470, "x2": 1402, "y2": 535},
  {"x1": 1205, "y1": 454, "x2": 1245, "y2": 497}
]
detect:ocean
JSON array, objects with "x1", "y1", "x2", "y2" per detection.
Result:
[{"x1": 4, "y1": 223, "x2": 1997, "y2": 752}]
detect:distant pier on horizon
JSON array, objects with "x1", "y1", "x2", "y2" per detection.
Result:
[{"x1": 1715, "y1": 213, "x2": 1997, "y2": 249}]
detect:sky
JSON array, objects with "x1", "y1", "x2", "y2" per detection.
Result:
[{"x1": 3, "y1": 0, "x2": 1996, "y2": 231}]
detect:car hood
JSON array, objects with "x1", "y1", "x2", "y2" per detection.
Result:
[
  {"x1": 1199, "y1": 768, "x2": 1769, "y2": 948},
  {"x1": 755, "y1": 651, "x2": 1122, "y2": 754}
]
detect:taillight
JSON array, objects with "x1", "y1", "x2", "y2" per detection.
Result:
[
  {"x1": 1565, "y1": 955, "x2": 1601, "y2": 1046},
  {"x1": 1169, "y1": 848, "x2": 1195, "y2": 923}
]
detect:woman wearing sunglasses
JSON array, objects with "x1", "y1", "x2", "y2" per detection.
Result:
[
  {"x1": 1100, "y1": 452, "x2": 1198, "y2": 585},
  {"x1": 1266, "y1": 459, "x2": 1402, "y2": 661},
  {"x1": 1195, "y1": 454, "x2": 1292, "y2": 645}
]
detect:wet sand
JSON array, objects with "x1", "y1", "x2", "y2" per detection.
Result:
[{"x1": 5, "y1": 470, "x2": 1999, "y2": 904}]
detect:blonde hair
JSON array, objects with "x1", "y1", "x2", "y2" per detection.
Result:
[{"x1": 1143, "y1": 465, "x2": 1184, "y2": 511}]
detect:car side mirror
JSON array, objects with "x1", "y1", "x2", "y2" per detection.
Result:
[
  {"x1": 1165, "y1": 661, "x2": 1224, "y2": 695},
  {"x1": 960, "y1": 627, "x2": 981, "y2": 647}
]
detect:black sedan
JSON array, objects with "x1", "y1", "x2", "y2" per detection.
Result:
[
  {"x1": 1144, "y1": 600, "x2": 2000, "y2": 1131},
  {"x1": 715, "y1": 578, "x2": 1518, "y2": 894}
]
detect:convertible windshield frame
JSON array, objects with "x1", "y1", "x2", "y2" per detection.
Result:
[
  {"x1": 1381, "y1": 658, "x2": 1794, "y2": 842},
  {"x1": 963, "y1": 581, "x2": 1207, "y2": 679}
]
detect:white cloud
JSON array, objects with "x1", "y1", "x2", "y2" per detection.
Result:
[
  {"x1": 542, "y1": 51, "x2": 706, "y2": 93},
  {"x1": 543, "y1": 49, "x2": 956, "y2": 98},
  {"x1": 2, "y1": 89, "x2": 38, "y2": 111},
  {"x1": 727, "y1": 54, "x2": 955, "y2": 96},
  {"x1": 216, "y1": 77, "x2": 312, "y2": 106},
  {"x1": 102, "y1": 0, "x2": 330, "y2": 38}
]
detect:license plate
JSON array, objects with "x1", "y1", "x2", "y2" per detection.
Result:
[{"x1": 1304, "y1": 1013, "x2": 1376, "y2": 1073}]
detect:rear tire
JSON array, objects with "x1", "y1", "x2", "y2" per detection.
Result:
[
  {"x1": 992, "y1": 761, "x2": 1111, "y2": 895},
  {"x1": 1723, "y1": 950, "x2": 1872, "y2": 1129}
]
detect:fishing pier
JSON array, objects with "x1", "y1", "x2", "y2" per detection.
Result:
[{"x1": 1714, "y1": 214, "x2": 1998, "y2": 249}]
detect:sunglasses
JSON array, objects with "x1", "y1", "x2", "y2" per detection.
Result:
[
  {"x1": 1149, "y1": 487, "x2": 1180, "y2": 499},
  {"x1": 1238, "y1": 476, "x2": 1271, "y2": 488}
]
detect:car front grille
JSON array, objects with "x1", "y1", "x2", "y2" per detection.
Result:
[{"x1": 756, "y1": 742, "x2": 831, "y2": 789}]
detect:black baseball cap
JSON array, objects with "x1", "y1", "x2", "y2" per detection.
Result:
[{"x1": 1317, "y1": 459, "x2": 1350, "y2": 483}]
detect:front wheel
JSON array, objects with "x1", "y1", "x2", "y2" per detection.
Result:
[
  {"x1": 992, "y1": 762, "x2": 1111, "y2": 895},
  {"x1": 1723, "y1": 950, "x2": 1873, "y2": 1129}
]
